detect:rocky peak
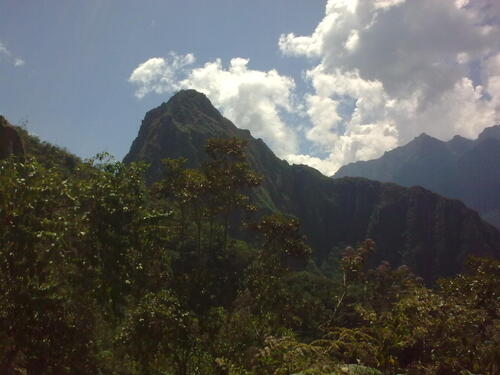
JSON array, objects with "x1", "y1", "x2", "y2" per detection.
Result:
[
  {"x1": 411, "y1": 132, "x2": 440, "y2": 145},
  {"x1": 447, "y1": 134, "x2": 474, "y2": 155},
  {"x1": 168, "y1": 89, "x2": 221, "y2": 115},
  {"x1": 477, "y1": 124, "x2": 500, "y2": 143},
  {"x1": 0, "y1": 115, "x2": 25, "y2": 159},
  {"x1": 146, "y1": 90, "x2": 225, "y2": 127},
  {"x1": 123, "y1": 90, "x2": 254, "y2": 177}
]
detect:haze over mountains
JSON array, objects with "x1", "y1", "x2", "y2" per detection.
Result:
[
  {"x1": 124, "y1": 90, "x2": 500, "y2": 282},
  {"x1": 334, "y1": 125, "x2": 500, "y2": 229}
]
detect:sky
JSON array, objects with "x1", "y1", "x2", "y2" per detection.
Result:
[{"x1": 1, "y1": 0, "x2": 500, "y2": 175}]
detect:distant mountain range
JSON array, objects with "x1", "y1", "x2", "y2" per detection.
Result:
[
  {"x1": 334, "y1": 125, "x2": 500, "y2": 229},
  {"x1": 124, "y1": 90, "x2": 500, "y2": 282}
]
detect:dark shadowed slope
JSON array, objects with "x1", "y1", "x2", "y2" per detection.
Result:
[
  {"x1": 334, "y1": 126, "x2": 500, "y2": 229},
  {"x1": 124, "y1": 90, "x2": 500, "y2": 282}
]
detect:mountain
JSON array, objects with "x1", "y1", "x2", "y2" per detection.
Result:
[
  {"x1": 124, "y1": 90, "x2": 500, "y2": 282},
  {"x1": 477, "y1": 124, "x2": 500, "y2": 142},
  {"x1": 0, "y1": 115, "x2": 80, "y2": 170},
  {"x1": 0, "y1": 115, "x2": 25, "y2": 159},
  {"x1": 334, "y1": 125, "x2": 500, "y2": 229}
]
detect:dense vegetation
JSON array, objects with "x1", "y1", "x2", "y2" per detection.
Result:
[
  {"x1": 124, "y1": 90, "x2": 500, "y2": 282},
  {"x1": 1, "y1": 138, "x2": 498, "y2": 375}
]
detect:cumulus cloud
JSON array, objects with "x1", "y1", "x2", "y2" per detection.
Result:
[
  {"x1": 129, "y1": 53, "x2": 298, "y2": 156},
  {"x1": 0, "y1": 42, "x2": 8, "y2": 56},
  {"x1": 129, "y1": 0, "x2": 500, "y2": 176},
  {"x1": 280, "y1": 0, "x2": 500, "y2": 174},
  {"x1": 484, "y1": 53, "x2": 500, "y2": 114},
  {"x1": 129, "y1": 52, "x2": 195, "y2": 98},
  {"x1": 0, "y1": 41, "x2": 25, "y2": 67},
  {"x1": 14, "y1": 58, "x2": 25, "y2": 67}
]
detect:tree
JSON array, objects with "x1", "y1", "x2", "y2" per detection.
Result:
[
  {"x1": 155, "y1": 138, "x2": 262, "y2": 314},
  {"x1": 118, "y1": 290, "x2": 200, "y2": 375},
  {"x1": 0, "y1": 158, "x2": 98, "y2": 374},
  {"x1": 203, "y1": 137, "x2": 262, "y2": 250}
]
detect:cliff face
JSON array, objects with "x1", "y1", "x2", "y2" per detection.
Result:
[
  {"x1": 334, "y1": 125, "x2": 500, "y2": 229},
  {"x1": 124, "y1": 90, "x2": 500, "y2": 282},
  {"x1": 0, "y1": 116, "x2": 25, "y2": 159},
  {"x1": 123, "y1": 90, "x2": 291, "y2": 212}
]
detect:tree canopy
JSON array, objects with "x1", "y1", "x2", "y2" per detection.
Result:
[{"x1": 0, "y1": 138, "x2": 498, "y2": 375}]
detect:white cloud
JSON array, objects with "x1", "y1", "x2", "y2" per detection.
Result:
[
  {"x1": 129, "y1": 53, "x2": 195, "y2": 98},
  {"x1": 281, "y1": 0, "x2": 495, "y2": 97},
  {"x1": 129, "y1": 53, "x2": 298, "y2": 156},
  {"x1": 0, "y1": 41, "x2": 25, "y2": 67},
  {"x1": 129, "y1": 0, "x2": 500, "y2": 176},
  {"x1": 279, "y1": 0, "x2": 500, "y2": 174},
  {"x1": 0, "y1": 42, "x2": 8, "y2": 56},
  {"x1": 344, "y1": 30, "x2": 359, "y2": 51},
  {"x1": 14, "y1": 58, "x2": 25, "y2": 67},
  {"x1": 374, "y1": 0, "x2": 406, "y2": 10},
  {"x1": 483, "y1": 53, "x2": 500, "y2": 119},
  {"x1": 284, "y1": 153, "x2": 338, "y2": 176},
  {"x1": 304, "y1": 94, "x2": 341, "y2": 147}
]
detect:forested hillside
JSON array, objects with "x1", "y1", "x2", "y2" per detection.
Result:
[
  {"x1": 1, "y1": 134, "x2": 499, "y2": 374},
  {"x1": 3, "y1": 0, "x2": 500, "y2": 373},
  {"x1": 124, "y1": 90, "x2": 500, "y2": 282}
]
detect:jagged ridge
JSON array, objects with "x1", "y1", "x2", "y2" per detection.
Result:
[
  {"x1": 124, "y1": 90, "x2": 500, "y2": 281},
  {"x1": 334, "y1": 126, "x2": 500, "y2": 229}
]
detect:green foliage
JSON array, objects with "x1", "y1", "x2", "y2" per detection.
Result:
[
  {"x1": 323, "y1": 256, "x2": 500, "y2": 374},
  {"x1": 75, "y1": 153, "x2": 171, "y2": 313},
  {"x1": 252, "y1": 335, "x2": 329, "y2": 375},
  {"x1": 0, "y1": 158, "x2": 99, "y2": 374},
  {"x1": 15, "y1": 124, "x2": 80, "y2": 171},
  {"x1": 235, "y1": 214, "x2": 313, "y2": 330},
  {"x1": 118, "y1": 290, "x2": 200, "y2": 375},
  {"x1": 0, "y1": 138, "x2": 498, "y2": 375}
]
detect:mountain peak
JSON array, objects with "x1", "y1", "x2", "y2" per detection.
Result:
[
  {"x1": 413, "y1": 132, "x2": 437, "y2": 142},
  {"x1": 333, "y1": 124, "x2": 500, "y2": 229},
  {"x1": 168, "y1": 89, "x2": 211, "y2": 107},
  {"x1": 416, "y1": 132, "x2": 430, "y2": 138},
  {"x1": 124, "y1": 90, "x2": 251, "y2": 175},
  {"x1": 450, "y1": 134, "x2": 469, "y2": 141},
  {"x1": 447, "y1": 134, "x2": 474, "y2": 155},
  {"x1": 408, "y1": 132, "x2": 444, "y2": 148},
  {"x1": 477, "y1": 124, "x2": 500, "y2": 143},
  {"x1": 160, "y1": 89, "x2": 223, "y2": 121},
  {"x1": 406, "y1": 132, "x2": 445, "y2": 153}
]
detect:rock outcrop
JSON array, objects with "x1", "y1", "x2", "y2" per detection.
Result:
[{"x1": 0, "y1": 116, "x2": 25, "y2": 159}]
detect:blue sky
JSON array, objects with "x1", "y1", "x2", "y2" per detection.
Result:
[
  {"x1": 0, "y1": 0, "x2": 323, "y2": 158},
  {"x1": 2, "y1": 0, "x2": 500, "y2": 175}
]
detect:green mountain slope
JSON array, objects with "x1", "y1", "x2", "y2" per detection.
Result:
[
  {"x1": 0, "y1": 115, "x2": 80, "y2": 170},
  {"x1": 124, "y1": 90, "x2": 500, "y2": 281}
]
